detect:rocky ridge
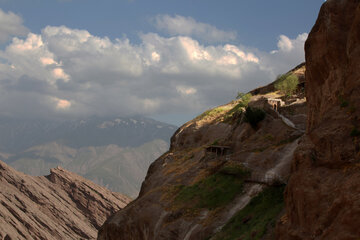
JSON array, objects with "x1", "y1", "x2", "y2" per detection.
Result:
[
  {"x1": 0, "y1": 160, "x2": 131, "y2": 240},
  {"x1": 99, "y1": 0, "x2": 360, "y2": 238},
  {"x1": 98, "y1": 64, "x2": 307, "y2": 239}
]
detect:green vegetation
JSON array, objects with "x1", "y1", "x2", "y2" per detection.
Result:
[
  {"x1": 236, "y1": 92, "x2": 252, "y2": 107},
  {"x1": 244, "y1": 107, "x2": 266, "y2": 129},
  {"x1": 351, "y1": 127, "x2": 360, "y2": 137},
  {"x1": 212, "y1": 185, "x2": 285, "y2": 240},
  {"x1": 263, "y1": 133, "x2": 275, "y2": 141},
  {"x1": 224, "y1": 93, "x2": 252, "y2": 123},
  {"x1": 219, "y1": 163, "x2": 250, "y2": 177},
  {"x1": 224, "y1": 104, "x2": 244, "y2": 122},
  {"x1": 229, "y1": 103, "x2": 244, "y2": 114},
  {"x1": 339, "y1": 95, "x2": 349, "y2": 108},
  {"x1": 196, "y1": 106, "x2": 229, "y2": 121},
  {"x1": 275, "y1": 73, "x2": 299, "y2": 96},
  {"x1": 175, "y1": 164, "x2": 250, "y2": 210},
  {"x1": 196, "y1": 93, "x2": 252, "y2": 123}
]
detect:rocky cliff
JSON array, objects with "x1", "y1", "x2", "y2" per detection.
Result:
[
  {"x1": 0, "y1": 160, "x2": 131, "y2": 240},
  {"x1": 277, "y1": 0, "x2": 360, "y2": 239},
  {"x1": 98, "y1": 1, "x2": 360, "y2": 238},
  {"x1": 98, "y1": 64, "x2": 307, "y2": 239}
]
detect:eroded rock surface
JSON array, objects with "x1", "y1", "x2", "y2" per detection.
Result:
[
  {"x1": 277, "y1": 0, "x2": 360, "y2": 239},
  {"x1": 0, "y1": 161, "x2": 131, "y2": 240},
  {"x1": 98, "y1": 66, "x2": 306, "y2": 240}
]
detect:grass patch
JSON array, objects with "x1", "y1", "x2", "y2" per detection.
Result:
[
  {"x1": 236, "y1": 92, "x2": 252, "y2": 104},
  {"x1": 175, "y1": 164, "x2": 250, "y2": 210},
  {"x1": 225, "y1": 103, "x2": 244, "y2": 116},
  {"x1": 351, "y1": 127, "x2": 360, "y2": 137},
  {"x1": 219, "y1": 163, "x2": 251, "y2": 177},
  {"x1": 274, "y1": 73, "x2": 299, "y2": 97},
  {"x1": 339, "y1": 95, "x2": 349, "y2": 108},
  {"x1": 211, "y1": 185, "x2": 285, "y2": 240},
  {"x1": 224, "y1": 93, "x2": 252, "y2": 123},
  {"x1": 196, "y1": 106, "x2": 229, "y2": 121},
  {"x1": 223, "y1": 103, "x2": 244, "y2": 122},
  {"x1": 263, "y1": 133, "x2": 275, "y2": 141}
]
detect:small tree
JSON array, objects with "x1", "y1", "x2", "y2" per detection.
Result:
[
  {"x1": 275, "y1": 74, "x2": 299, "y2": 96},
  {"x1": 244, "y1": 107, "x2": 266, "y2": 129}
]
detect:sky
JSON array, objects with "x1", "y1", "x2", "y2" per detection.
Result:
[{"x1": 0, "y1": 0, "x2": 324, "y2": 126}]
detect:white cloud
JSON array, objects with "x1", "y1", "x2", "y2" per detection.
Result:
[
  {"x1": 151, "y1": 52, "x2": 160, "y2": 62},
  {"x1": 8, "y1": 33, "x2": 43, "y2": 52},
  {"x1": 40, "y1": 57, "x2": 57, "y2": 66},
  {"x1": 263, "y1": 33, "x2": 308, "y2": 76},
  {"x1": 153, "y1": 14, "x2": 236, "y2": 43},
  {"x1": 0, "y1": 9, "x2": 28, "y2": 43},
  {"x1": 273, "y1": 33, "x2": 307, "y2": 54},
  {"x1": 176, "y1": 86, "x2": 197, "y2": 96},
  {"x1": 0, "y1": 23, "x2": 307, "y2": 120},
  {"x1": 277, "y1": 35, "x2": 293, "y2": 52},
  {"x1": 53, "y1": 97, "x2": 71, "y2": 110},
  {"x1": 52, "y1": 68, "x2": 70, "y2": 82},
  {"x1": 2, "y1": 33, "x2": 66, "y2": 85}
]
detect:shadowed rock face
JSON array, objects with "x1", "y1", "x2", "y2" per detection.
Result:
[
  {"x1": 0, "y1": 160, "x2": 131, "y2": 240},
  {"x1": 277, "y1": 0, "x2": 360, "y2": 239}
]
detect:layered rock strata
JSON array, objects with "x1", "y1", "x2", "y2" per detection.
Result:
[{"x1": 0, "y1": 161, "x2": 131, "y2": 239}]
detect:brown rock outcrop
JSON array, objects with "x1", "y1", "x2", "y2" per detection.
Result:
[
  {"x1": 277, "y1": 0, "x2": 360, "y2": 239},
  {"x1": 0, "y1": 160, "x2": 131, "y2": 239},
  {"x1": 98, "y1": 75, "x2": 307, "y2": 239}
]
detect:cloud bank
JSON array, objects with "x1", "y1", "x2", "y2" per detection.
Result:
[
  {"x1": 0, "y1": 8, "x2": 28, "y2": 43},
  {"x1": 153, "y1": 14, "x2": 237, "y2": 43},
  {"x1": 0, "y1": 11, "x2": 307, "y2": 121}
]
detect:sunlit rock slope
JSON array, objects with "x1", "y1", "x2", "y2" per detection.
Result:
[{"x1": 98, "y1": 65, "x2": 306, "y2": 240}]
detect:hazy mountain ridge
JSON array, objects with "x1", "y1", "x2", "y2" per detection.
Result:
[
  {"x1": 0, "y1": 116, "x2": 176, "y2": 197},
  {"x1": 0, "y1": 116, "x2": 176, "y2": 153},
  {"x1": 9, "y1": 139, "x2": 168, "y2": 197}
]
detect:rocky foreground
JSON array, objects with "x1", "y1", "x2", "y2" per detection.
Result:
[
  {"x1": 277, "y1": 0, "x2": 360, "y2": 239},
  {"x1": 0, "y1": 161, "x2": 131, "y2": 239}
]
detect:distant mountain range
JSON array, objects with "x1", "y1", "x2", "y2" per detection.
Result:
[{"x1": 0, "y1": 116, "x2": 176, "y2": 197}]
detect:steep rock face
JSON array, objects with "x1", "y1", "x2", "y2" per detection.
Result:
[
  {"x1": 98, "y1": 67, "x2": 306, "y2": 240},
  {"x1": 0, "y1": 161, "x2": 131, "y2": 240},
  {"x1": 277, "y1": 0, "x2": 360, "y2": 239}
]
